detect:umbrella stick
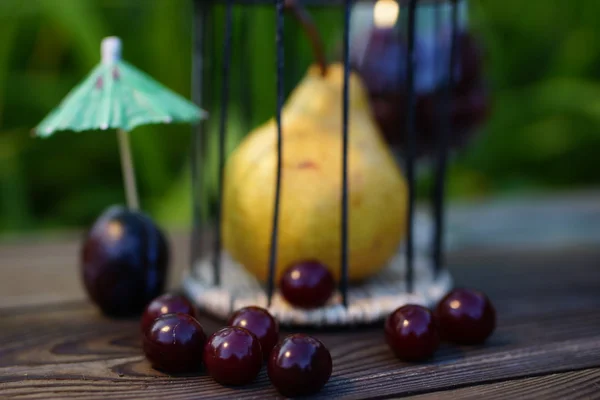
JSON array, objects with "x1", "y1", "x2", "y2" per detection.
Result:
[{"x1": 117, "y1": 129, "x2": 140, "y2": 210}]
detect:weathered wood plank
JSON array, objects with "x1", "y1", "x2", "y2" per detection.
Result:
[
  {"x1": 406, "y1": 368, "x2": 600, "y2": 400},
  {"x1": 1, "y1": 228, "x2": 599, "y2": 320},
  {"x1": 0, "y1": 232, "x2": 190, "y2": 309},
  {"x1": 0, "y1": 298, "x2": 599, "y2": 399},
  {"x1": 1, "y1": 230, "x2": 599, "y2": 398}
]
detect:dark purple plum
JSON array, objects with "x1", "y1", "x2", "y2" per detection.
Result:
[
  {"x1": 351, "y1": 30, "x2": 489, "y2": 156},
  {"x1": 81, "y1": 205, "x2": 169, "y2": 317}
]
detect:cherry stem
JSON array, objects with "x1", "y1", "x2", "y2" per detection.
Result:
[{"x1": 284, "y1": 0, "x2": 328, "y2": 77}]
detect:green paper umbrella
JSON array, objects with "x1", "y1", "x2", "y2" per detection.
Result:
[{"x1": 34, "y1": 36, "x2": 207, "y2": 210}]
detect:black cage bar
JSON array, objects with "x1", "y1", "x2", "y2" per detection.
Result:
[{"x1": 189, "y1": 0, "x2": 458, "y2": 312}]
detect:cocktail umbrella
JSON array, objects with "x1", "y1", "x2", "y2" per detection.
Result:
[{"x1": 34, "y1": 36, "x2": 207, "y2": 210}]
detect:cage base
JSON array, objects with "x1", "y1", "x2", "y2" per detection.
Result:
[{"x1": 182, "y1": 250, "x2": 452, "y2": 327}]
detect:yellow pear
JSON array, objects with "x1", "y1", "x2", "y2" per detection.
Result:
[{"x1": 222, "y1": 63, "x2": 408, "y2": 282}]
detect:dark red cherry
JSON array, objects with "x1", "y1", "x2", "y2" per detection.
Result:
[
  {"x1": 203, "y1": 327, "x2": 262, "y2": 386},
  {"x1": 436, "y1": 288, "x2": 496, "y2": 344},
  {"x1": 279, "y1": 261, "x2": 335, "y2": 309},
  {"x1": 228, "y1": 306, "x2": 279, "y2": 360},
  {"x1": 143, "y1": 313, "x2": 206, "y2": 373},
  {"x1": 385, "y1": 304, "x2": 439, "y2": 361},
  {"x1": 268, "y1": 334, "x2": 332, "y2": 397},
  {"x1": 141, "y1": 293, "x2": 196, "y2": 334},
  {"x1": 81, "y1": 205, "x2": 169, "y2": 317}
]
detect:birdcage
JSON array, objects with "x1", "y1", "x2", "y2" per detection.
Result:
[{"x1": 182, "y1": 0, "x2": 489, "y2": 327}]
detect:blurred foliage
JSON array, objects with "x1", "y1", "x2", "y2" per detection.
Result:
[{"x1": 0, "y1": 0, "x2": 599, "y2": 235}]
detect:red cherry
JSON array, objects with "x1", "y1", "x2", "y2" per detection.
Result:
[
  {"x1": 436, "y1": 288, "x2": 496, "y2": 344},
  {"x1": 385, "y1": 304, "x2": 439, "y2": 361},
  {"x1": 268, "y1": 334, "x2": 332, "y2": 397},
  {"x1": 203, "y1": 327, "x2": 262, "y2": 386},
  {"x1": 279, "y1": 261, "x2": 335, "y2": 309},
  {"x1": 141, "y1": 293, "x2": 196, "y2": 334},
  {"x1": 143, "y1": 313, "x2": 206, "y2": 373},
  {"x1": 228, "y1": 306, "x2": 279, "y2": 360}
]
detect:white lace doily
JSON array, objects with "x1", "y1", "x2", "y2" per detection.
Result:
[{"x1": 182, "y1": 249, "x2": 452, "y2": 327}]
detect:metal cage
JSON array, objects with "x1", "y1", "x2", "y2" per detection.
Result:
[{"x1": 184, "y1": 0, "x2": 466, "y2": 326}]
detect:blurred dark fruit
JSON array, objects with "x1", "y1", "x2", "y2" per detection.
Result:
[
  {"x1": 436, "y1": 288, "x2": 496, "y2": 344},
  {"x1": 268, "y1": 333, "x2": 332, "y2": 397},
  {"x1": 228, "y1": 306, "x2": 279, "y2": 360},
  {"x1": 81, "y1": 205, "x2": 169, "y2": 317},
  {"x1": 385, "y1": 304, "x2": 439, "y2": 361},
  {"x1": 279, "y1": 261, "x2": 335, "y2": 309},
  {"x1": 352, "y1": 30, "x2": 489, "y2": 156},
  {"x1": 203, "y1": 327, "x2": 263, "y2": 386},
  {"x1": 141, "y1": 293, "x2": 196, "y2": 334},
  {"x1": 143, "y1": 313, "x2": 206, "y2": 373}
]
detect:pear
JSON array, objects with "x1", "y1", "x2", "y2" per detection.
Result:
[{"x1": 222, "y1": 63, "x2": 408, "y2": 282}]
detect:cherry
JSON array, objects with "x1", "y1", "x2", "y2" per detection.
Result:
[
  {"x1": 141, "y1": 293, "x2": 196, "y2": 335},
  {"x1": 279, "y1": 261, "x2": 335, "y2": 309},
  {"x1": 436, "y1": 288, "x2": 496, "y2": 344},
  {"x1": 228, "y1": 306, "x2": 279, "y2": 360},
  {"x1": 203, "y1": 327, "x2": 263, "y2": 386},
  {"x1": 268, "y1": 334, "x2": 332, "y2": 397},
  {"x1": 385, "y1": 304, "x2": 439, "y2": 361},
  {"x1": 81, "y1": 205, "x2": 169, "y2": 317},
  {"x1": 143, "y1": 313, "x2": 206, "y2": 374}
]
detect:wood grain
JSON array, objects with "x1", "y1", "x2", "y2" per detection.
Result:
[
  {"x1": 1, "y1": 245, "x2": 600, "y2": 399},
  {"x1": 0, "y1": 231, "x2": 190, "y2": 309},
  {"x1": 1, "y1": 227, "x2": 598, "y2": 317},
  {"x1": 1, "y1": 304, "x2": 599, "y2": 399},
  {"x1": 407, "y1": 368, "x2": 600, "y2": 400}
]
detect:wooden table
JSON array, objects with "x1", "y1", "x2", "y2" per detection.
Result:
[{"x1": 1, "y1": 233, "x2": 600, "y2": 399}]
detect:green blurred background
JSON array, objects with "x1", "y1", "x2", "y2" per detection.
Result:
[{"x1": 0, "y1": 0, "x2": 599, "y2": 236}]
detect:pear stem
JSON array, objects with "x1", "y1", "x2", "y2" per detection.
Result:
[{"x1": 285, "y1": 0, "x2": 328, "y2": 77}]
